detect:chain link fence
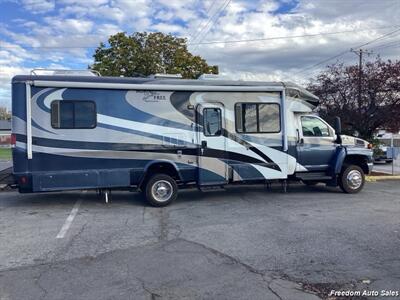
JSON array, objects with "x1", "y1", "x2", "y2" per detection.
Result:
[{"x1": 373, "y1": 146, "x2": 400, "y2": 175}]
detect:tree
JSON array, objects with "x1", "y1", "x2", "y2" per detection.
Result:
[
  {"x1": 0, "y1": 107, "x2": 11, "y2": 120},
  {"x1": 91, "y1": 32, "x2": 218, "y2": 79},
  {"x1": 308, "y1": 57, "x2": 400, "y2": 140}
]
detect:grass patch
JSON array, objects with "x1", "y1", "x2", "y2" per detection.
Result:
[{"x1": 0, "y1": 148, "x2": 11, "y2": 160}]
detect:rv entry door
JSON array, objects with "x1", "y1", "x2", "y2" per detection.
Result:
[{"x1": 197, "y1": 103, "x2": 228, "y2": 186}]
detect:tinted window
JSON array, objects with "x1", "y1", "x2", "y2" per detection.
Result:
[
  {"x1": 203, "y1": 108, "x2": 222, "y2": 136},
  {"x1": 301, "y1": 116, "x2": 330, "y2": 137},
  {"x1": 59, "y1": 102, "x2": 74, "y2": 128},
  {"x1": 243, "y1": 104, "x2": 258, "y2": 132},
  {"x1": 51, "y1": 101, "x2": 96, "y2": 129},
  {"x1": 259, "y1": 104, "x2": 280, "y2": 132},
  {"x1": 235, "y1": 103, "x2": 280, "y2": 133},
  {"x1": 74, "y1": 102, "x2": 96, "y2": 128}
]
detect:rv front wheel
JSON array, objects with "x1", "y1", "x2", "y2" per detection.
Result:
[
  {"x1": 339, "y1": 165, "x2": 365, "y2": 194},
  {"x1": 145, "y1": 174, "x2": 178, "y2": 207}
]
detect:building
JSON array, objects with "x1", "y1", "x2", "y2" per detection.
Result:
[
  {"x1": 376, "y1": 130, "x2": 400, "y2": 147},
  {"x1": 0, "y1": 120, "x2": 11, "y2": 147}
]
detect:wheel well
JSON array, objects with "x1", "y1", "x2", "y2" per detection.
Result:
[
  {"x1": 342, "y1": 155, "x2": 369, "y2": 174},
  {"x1": 140, "y1": 162, "x2": 181, "y2": 188}
]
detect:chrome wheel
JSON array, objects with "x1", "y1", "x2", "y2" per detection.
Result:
[
  {"x1": 151, "y1": 180, "x2": 173, "y2": 202},
  {"x1": 346, "y1": 170, "x2": 362, "y2": 190}
]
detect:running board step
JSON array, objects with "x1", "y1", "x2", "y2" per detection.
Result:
[
  {"x1": 295, "y1": 172, "x2": 333, "y2": 181},
  {"x1": 198, "y1": 185, "x2": 225, "y2": 191}
]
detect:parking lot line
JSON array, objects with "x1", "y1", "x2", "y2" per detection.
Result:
[{"x1": 56, "y1": 194, "x2": 84, "y2": 239}]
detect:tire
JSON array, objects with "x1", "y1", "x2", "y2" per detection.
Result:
[
  {"x1": 339, "y1": 165, "x2": 365, "y2": 194},
  {"x1": 145, "y1": 174, "x2": 178, "y2": 207}
]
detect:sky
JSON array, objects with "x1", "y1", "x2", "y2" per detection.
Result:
[{"x1": 0, "y1": 0, "x2": 399, "y2": 109}]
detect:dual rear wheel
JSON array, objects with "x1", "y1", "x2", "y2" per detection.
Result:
[{"x1": 143, "y1": 174, "x2": 178, "y2": 207}]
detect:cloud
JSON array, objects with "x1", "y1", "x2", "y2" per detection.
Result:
[
  {"x1": 21, "y1": 0, "x2": 55, "y2": 13},
  {"x1": 58, "y1": 0, "x2": 152, "y2": 24},
  {"x1": 0, "y1": 65, "x2": 29, "y2": 107},
  {"x1": 151, "y1": 23, "x2": 185, "y2": 34},
  {"x1": 43, "y1": 17, "x2": 94, "y2": 34},
  {"x1": 0, "y1": 0, "x2": 399, "y2": 108},
  {"x1": 188, "y1": 0, "x2": 400, "y2": 83},
  {"x1": 60, "y1": 0, "x2": 108, "y2": 5},
  {"x1": 95, "y1": 23, "x2": 123, "y2": 37}
]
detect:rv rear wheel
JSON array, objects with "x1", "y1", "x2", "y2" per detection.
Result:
[
  {"x1": 145, "y1": 174, "x2": 178, "y2": 207},
  {"x1": 339, "y1": 165, "x2": 365, "y2": 194}
]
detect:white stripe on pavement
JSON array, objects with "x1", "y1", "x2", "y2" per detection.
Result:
[{"x1": 56, "y1": 194, "x2": 84, "y2": 239}]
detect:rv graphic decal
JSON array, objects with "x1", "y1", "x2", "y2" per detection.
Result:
[{"x1": 10, "y1": 74, "x2": 373, "y2": 203}]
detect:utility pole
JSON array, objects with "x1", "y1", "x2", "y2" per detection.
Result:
[{"x1": 351, "y1": 48, "x2": 372, "y2": 106}]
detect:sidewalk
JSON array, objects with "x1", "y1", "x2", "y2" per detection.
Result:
[{"x1": 373, "y1": 158, "x2": 400, "y2": 175}]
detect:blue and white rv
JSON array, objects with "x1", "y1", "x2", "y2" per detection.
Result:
[{"x1": 10, "y1": 70, "x2": 373, "y2": 206}]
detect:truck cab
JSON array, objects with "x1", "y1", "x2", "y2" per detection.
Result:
[
  {"x1": 296, "y1": 114, "x2": 337, "y2": 172},
  {"x1": 293, "y1": 113, "x2": 373, "y2": 193}
]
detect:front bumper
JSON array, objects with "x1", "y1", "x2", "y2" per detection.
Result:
[{"x1": 367, "y1": 162, "x2": 374, "y2": 175}]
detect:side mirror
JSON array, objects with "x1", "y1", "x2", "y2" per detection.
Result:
[
  {"x1": 334, "y1": 117, "x2": 342, "y2": 135},
  {"x1": 334, "y1": 117, "x2": 342, "y2": 144}
]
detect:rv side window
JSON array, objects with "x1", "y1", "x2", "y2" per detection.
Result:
[
  {"x1": 301, "y1": 116, "x2": 330, "y2": 137},
  {"x1": 203, "y1": 108, "x2": 222, "y2": 136},
  {"x1": 235, "y1": 103, "x2": 280, "y2": 133},
  {"x1": 51, "y1": 100, "x2": 96, "y2": 129}
]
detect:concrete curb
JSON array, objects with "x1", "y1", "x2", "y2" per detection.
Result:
[{"x1": 366, "y1": 175, "x2": 400, "y2": 182}]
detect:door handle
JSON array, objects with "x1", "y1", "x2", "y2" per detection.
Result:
[
  {"x1": 201, "y1": 141, "x2": 207, "y2": 148},
  {"x1": 296, "y1": 129, "x2": 303, "y2": 144}
]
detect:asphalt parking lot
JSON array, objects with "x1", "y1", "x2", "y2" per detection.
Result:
[{"x1": 0, "y1": 181, "x2": 399, "y2": 300}]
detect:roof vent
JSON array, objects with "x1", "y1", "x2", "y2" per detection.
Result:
[
  {"x1": 198, "y1": 74, "x2": 232, "y2": 80},
  {"x1": 30, "y1": 68, "x2": 100, "y2": 76},
  {"x1": 149, "y1": 73, "x2": 183, "y2": 79}
]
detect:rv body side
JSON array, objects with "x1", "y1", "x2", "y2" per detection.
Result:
[{"x1": 11, "y1": 75, "x2": 373, "y2": 202}]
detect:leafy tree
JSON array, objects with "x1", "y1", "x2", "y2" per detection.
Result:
[
  {"x1": 91, "y1": 32, "x2": 218, "y2": 79},
  {"x1": 308, "y1": 58, "x2": 400, "y2": 140},
  {"x1": 0, "y1": 107, "x2": 11, "y2": 120}
]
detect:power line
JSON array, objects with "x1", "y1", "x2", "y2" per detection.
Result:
[
  {"x1": 190, "y1": 0, "x2": 229, "y2": 43},
  {"x1": 187, "y1": 0, "x2": 218, "y2": 41},
  {"x1": 293, "y1": 27, "x2": 400, "y2": 76},
  {"x1": 188, "y1": 26, "x2": 399, "y2": 45},
  {"x1": 366, "y1": 30, "x2": 400, "y2": 49},
  {"x1": 355, "y1": 27, "x2": 400, "y2": 49},
  {"x1": 368, "y1": 39, "x2": 400, "y2": 50},
  {"x1": 0, "y1": 26, "x2": 399, "y2": 51},
  {"x1": 190, "y1": 0, "x2": 231, "y2": 46},
  {"x1": 193, "y1": 0, "x2": 232, "y2": 48},
  {"x1": 374, "y1": 42, "x2": 400, "y2": 51},
  {"x1": 295, "y1": 50, "x2": 351, "y2": 76}
]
